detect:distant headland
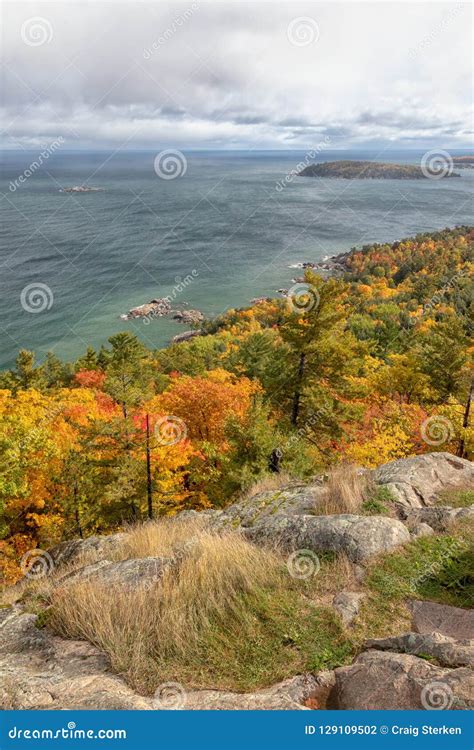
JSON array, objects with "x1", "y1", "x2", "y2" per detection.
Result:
[
  {"x1": 298, "y1": 160, "x2": 460, "y2": 179},
  {"x1": 452, "y1": 156, "x2": 474, "y2": 167}
]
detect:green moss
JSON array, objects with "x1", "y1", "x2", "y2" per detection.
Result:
[{"x1": 416, "y1": 652, "x2": 438, "y2": 663}]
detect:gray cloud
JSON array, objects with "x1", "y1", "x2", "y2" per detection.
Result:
[{"x1": 1, "y1": 1, "x2": 472, "y2": 149}]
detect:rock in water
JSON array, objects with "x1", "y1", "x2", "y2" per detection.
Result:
[
  {"x1": 172, "y1": 309, "x2": 204, "y2": 325},
  {"x1": 171, "y1": 329, "x2": 202, "y2": 344}
]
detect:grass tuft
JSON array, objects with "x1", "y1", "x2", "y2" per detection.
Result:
[
  {"x1": 49, "y1": 525, "x2": 353, "y2": 693},
  {"x1": 316, "y1": 465, "x2": 394, "y2": 516}
]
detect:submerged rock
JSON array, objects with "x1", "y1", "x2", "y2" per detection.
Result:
[{"x1": 172, "y1": 309, "x2": 204, "y2": 325}]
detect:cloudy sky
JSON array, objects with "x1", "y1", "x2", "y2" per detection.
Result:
[{"x1": 1, "y1": 1, "x2": 472, "y2": 150}]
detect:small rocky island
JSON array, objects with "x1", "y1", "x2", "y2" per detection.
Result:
[
  {"x1": 60, "y1": 186, "x2": 104, "y2": 193},
  {"x1": 298, "y1": 160, "x2": 460, "y2": 179},
  {"x1": 120, "y1": 298, "x2": 204, "y2": 326}
]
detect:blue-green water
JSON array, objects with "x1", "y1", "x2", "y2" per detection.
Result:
[{"x1": 1, "y1": 149, "x2": 473, "y2": 369}]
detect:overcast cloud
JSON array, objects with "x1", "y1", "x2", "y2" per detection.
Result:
[{"x1": 1, "y1": 1, "x2": 472, "y2": 149}]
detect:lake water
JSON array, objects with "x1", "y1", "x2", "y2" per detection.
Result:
[{"x1": 1, "y1": 148, "x2": 473, "y2": 368}]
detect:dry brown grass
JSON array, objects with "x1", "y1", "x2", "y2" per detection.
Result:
[
  {"x1": 49, "y1": 528, "x2": 285, "y2": 692},
  {"x1": 112, "y1": 516, "x2": 208, "y2": 561},
  {"x1": 313, "y1": 553, "x2": 357, "y2": 603},
  {"x1": 239, "y1": 472, "x2": 294, "y2": 501},
  {"x1": 317, "y1": 464, "x2": 369, "y2": 515}
]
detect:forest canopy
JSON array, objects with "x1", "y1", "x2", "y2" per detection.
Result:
[{"x1": 1, "y1": 226, "x2": 472, "y2": 583}]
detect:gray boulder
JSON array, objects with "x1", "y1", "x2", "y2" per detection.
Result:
[
  {"x1": 409, "y1": 600, "x2": 474, "y2": 640},
  {"x1": 246, "y1": 513, "x2": 410, "y2": 563},
  {"x1": 215, "y1": 484, "x2": 322, "y2": 529},
  {"x1": 333, "y1": 591, "x2": 366, "y2": 627},
  {"x1": 373, "y1": 452, "x2": 474, "y2": 509},
  {"x1": 364, "y1": 631, "x2": 474, "y2": 668},
  {"x1": 404, "y1": 506, "x2": 474, "y2": 532},
  {"x1": 55, "y1": 556, "x2": 171, "y2": 588},
  {"x1": 334, "y1": 650, "x2": 473, "y2": 710},
  {"x1": 47, "y1": 533, "x2": 127, "y2": 570},
  {"x1": 0, "y1": 610, "x2": 154, "y2": 710},
  {"x1": 409, "y1": 522, "x2": 435, "y2": 538}
]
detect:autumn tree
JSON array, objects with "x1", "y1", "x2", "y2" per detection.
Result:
[{"x1": 279, "y1": 273, "x2": 364, "y2": 443}]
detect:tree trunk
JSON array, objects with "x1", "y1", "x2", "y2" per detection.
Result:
[
  {"x1": 291, "y1": 352, "x2": 306, "y2": 426},
  {"x1": 73, "y1": 480, "x2": 83, "y2": 538},
  {"x1": 146, "y1": 413, "x2": 153, "y2": 519},
  {"x1": 268, "y1": 448, "x2": 281, "y2": 473},
  {"x1": 458, "y1": 379, "x2": 473, "y2": 459}
]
